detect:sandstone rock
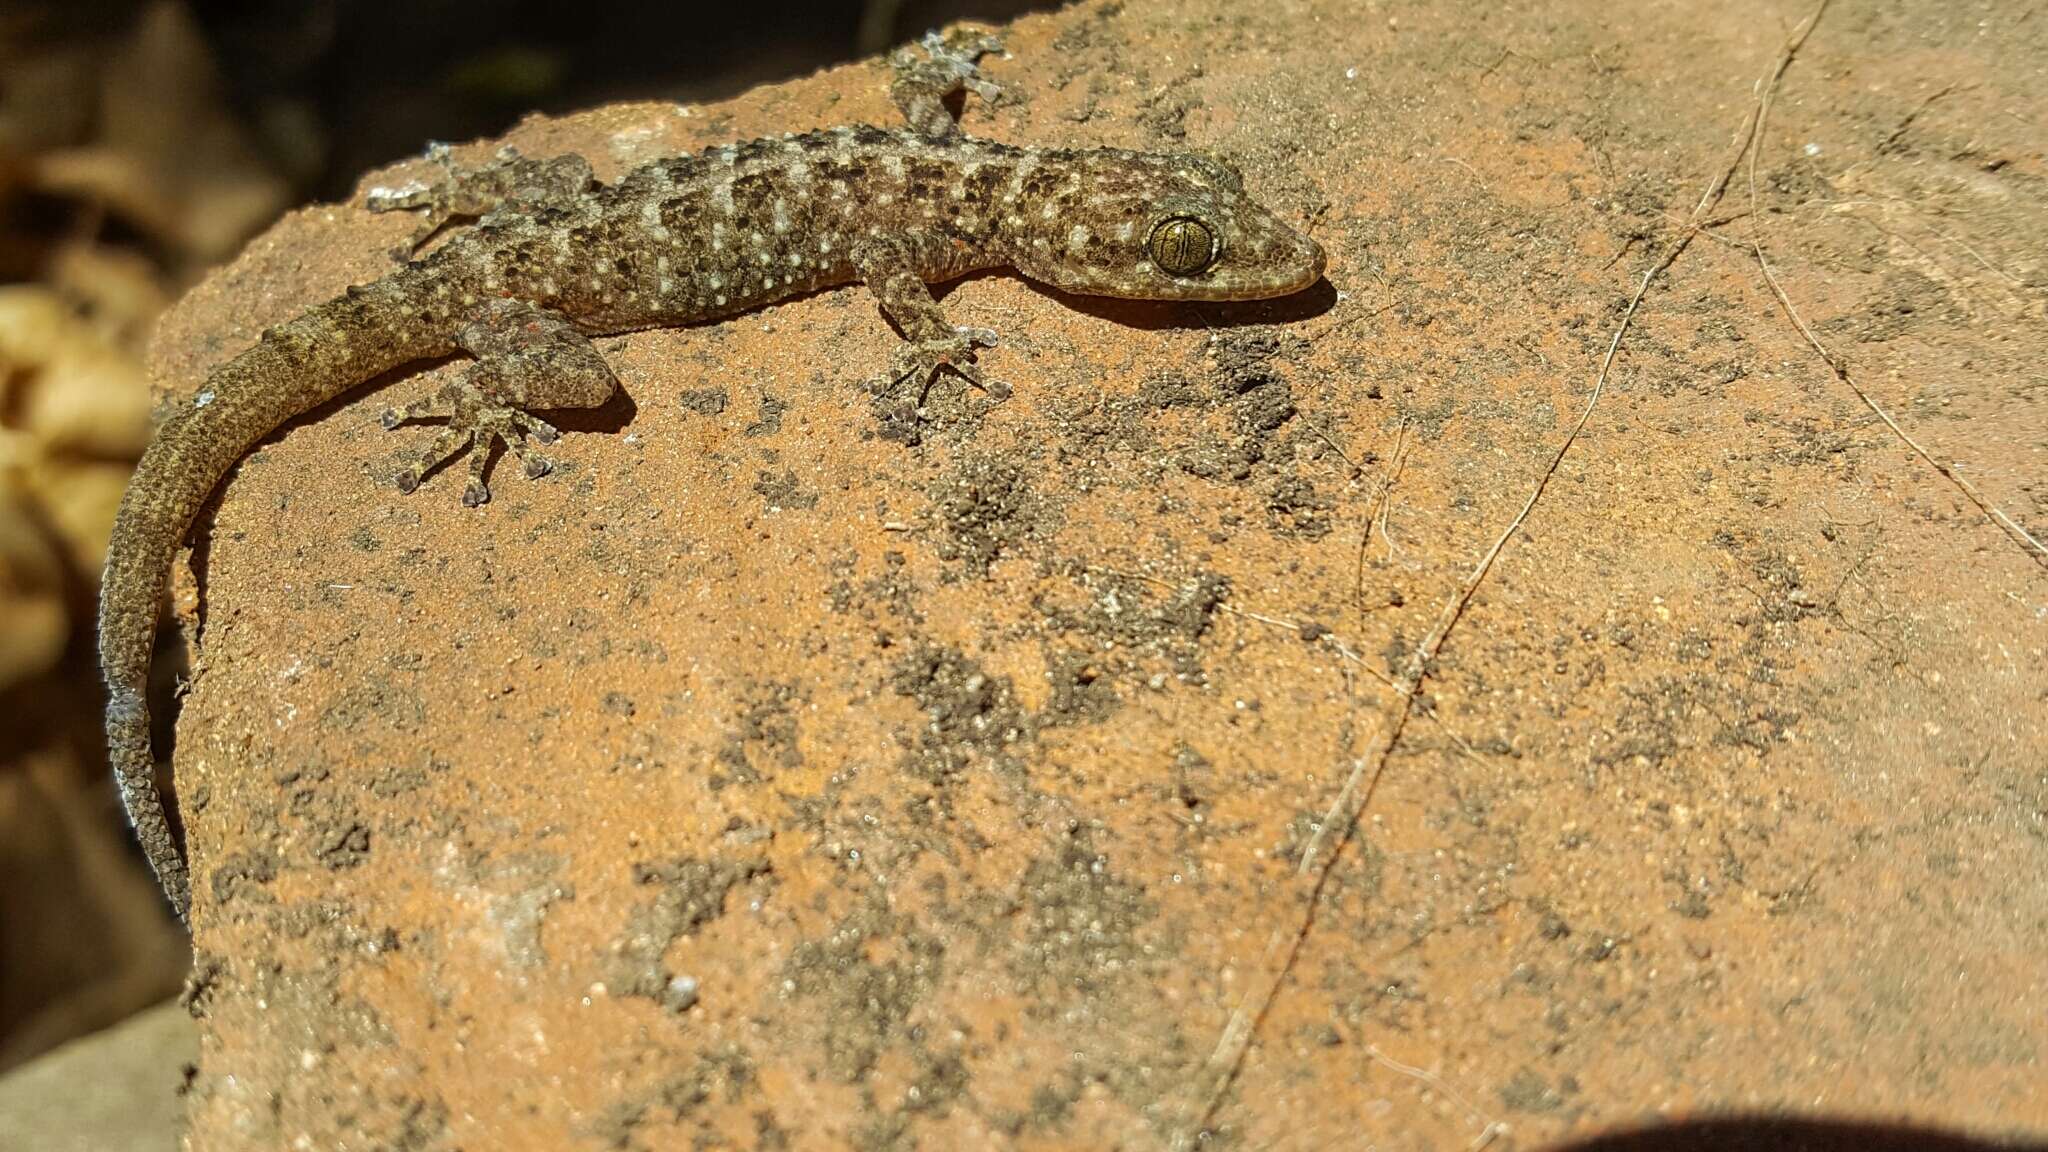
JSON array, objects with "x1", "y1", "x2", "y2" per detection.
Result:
[{"x1": 144, "y1": 2, "x2": 2048, "y2": 1148}]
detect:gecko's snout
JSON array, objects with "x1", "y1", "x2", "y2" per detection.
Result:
[
  {"x1": 1217, "y1": 209, "x2": 1327, "y2": 301},
  {"x1": 1275, "y1": 229, "x2": 1327, "y2": 297}
]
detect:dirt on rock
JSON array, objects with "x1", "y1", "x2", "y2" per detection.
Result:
[{"x1": 145, "y1": 1, "x2": 2046, "y2": 1149}]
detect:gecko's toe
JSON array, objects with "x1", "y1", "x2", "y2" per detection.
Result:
[
  {"x1": 505, "y1": 433, "x2": 554, "y2": 479},
  {"x1": 390, "y1": 423, "x2": 474, "y2": 496},
  {"x1": 382, "y1": 393, "x2": 449, "y2": 429},
  {"x1": 517, "y1": 413, "x2": 562, "y2": 445},
  {"x1": 950, "y1": 360, "x2": 1010, "y2": 400},
  {"x1": 462, "y1": 480, "x2": 491, "y2": 507},
  {"x1": 873, "y1": 326, "x2": 1011, "y2": 411}
]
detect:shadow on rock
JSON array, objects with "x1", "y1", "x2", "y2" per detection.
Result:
[{"x1": 1545, "y1": 1116, "x2": 2048, "y2": 1152}]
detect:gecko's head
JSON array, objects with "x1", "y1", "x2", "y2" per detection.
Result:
[{"x1": 1003, "y1": 150, "x2": 1324, "y2": 302}]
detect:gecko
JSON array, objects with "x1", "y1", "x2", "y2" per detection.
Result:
[{"x1": 98, "y1": 30, "x2": 1327, "y2": 924}]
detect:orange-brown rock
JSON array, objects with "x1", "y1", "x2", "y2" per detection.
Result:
[{"x1": 148, "y1": 2, "x2": 2048, "y2": 1148}]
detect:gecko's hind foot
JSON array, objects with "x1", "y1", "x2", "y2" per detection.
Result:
[
  {"x1": 366, "y1": 143, "x2": 597, "y2": 258},
  {"x1": 383, "y1": 380, "x2": 562, "y2": 505},
  {"x1": 868, "y1": 327, "x2": 1009, "y2": 407}
]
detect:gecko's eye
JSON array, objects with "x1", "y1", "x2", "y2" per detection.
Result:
[{"x1": 1149, "y1": 216, "x2": 1218, "y2": 277}]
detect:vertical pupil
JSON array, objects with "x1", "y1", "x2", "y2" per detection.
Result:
[{"x1": 1156, "y1": 219, "x2": 1210, "y2": 273}]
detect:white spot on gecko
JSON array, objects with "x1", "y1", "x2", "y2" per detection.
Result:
[{"x1": 364, "y1": 180, "x2": 429, "y2": 208}]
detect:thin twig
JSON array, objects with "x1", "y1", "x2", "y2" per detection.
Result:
[
  {"x1": 1877, "y1": 82, "x2": 1965, "y2": 154},
  {"x1": 1355, "y1": 420, "x2": 1411, "y2": 602},
  {"x1": 1743, "y1": 28, "x2": 2047, "y2": 566},
  {"x1": 1076, "y1": 563, "x2": 1489, "y2": 765},
  {"x1": 1178, "y1": 2, "x2": 1838, "y2": 1140},
  {"x1": 1223, "y1": 600, "x2": 1491, "y2": 766},
  {"x1": 1365, "y1": 1044, "x2": 1507, "y2": 1151},
  {"x1": 1829, "y1": 198, "x2": 2029, "y2": 291},
  {"x1": 1306, "y1": 419, "x2": 1363, "y2": 474}
]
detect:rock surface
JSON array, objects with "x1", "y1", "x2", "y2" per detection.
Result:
[{"x1": 147, "y1": 1, "x2": 2046, "y2": 1148}]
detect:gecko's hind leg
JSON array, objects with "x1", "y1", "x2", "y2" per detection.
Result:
[
  {"x1": 366, "y1": 143, "x2": 596, "y2": 258},
  {"x1": 384, "y1": 299, "x2": 614, "y2": 506},
  {"x1": 889, "y1": 27, "x2": 1004, "y2": 139}
]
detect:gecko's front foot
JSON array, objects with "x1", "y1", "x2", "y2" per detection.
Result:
[
  {"x1": 383, "y1": 380, "x2": 561, "y2": 507},
  {"x1": 870, "y1": 326, "x2": 1010, "y2": 408},
  {"x1": 889, "y1": 27, "x2": 1005, "y2": 139}
]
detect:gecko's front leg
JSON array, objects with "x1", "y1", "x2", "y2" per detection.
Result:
[
  {"x1": 854, "y1": 236, "x2": 1011, "y2": 420},
  {"x1": 382, "y1": 298, "x2": 617, "y2": 505}
]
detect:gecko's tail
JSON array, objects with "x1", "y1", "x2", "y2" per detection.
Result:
[{"x1": 99, "y1": 271, "x2": 454, "y2": 924}]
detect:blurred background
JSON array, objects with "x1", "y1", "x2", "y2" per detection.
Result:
[{"x1": 0, "y1": 0, "x2": 1053, "y2": 1081}]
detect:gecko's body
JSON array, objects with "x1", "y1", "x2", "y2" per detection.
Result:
[{"x1": 99, "y1": 34, "x2": 1325, "y2": 922}]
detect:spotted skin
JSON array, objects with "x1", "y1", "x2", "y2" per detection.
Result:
[{"x1": 99, "y1": 30, "x2": 1327, "y2": 923}]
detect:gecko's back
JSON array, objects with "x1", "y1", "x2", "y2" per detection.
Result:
[{"x1": 422, "y1": 122, "x2": 1320, "y2": 339}]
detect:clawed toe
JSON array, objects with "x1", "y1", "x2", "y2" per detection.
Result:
[
  {"x1": 870, "y1": 328, "x2": 1011, "y2": 418},
  {"x1": 381, "y1": 396, "x2": 443, "y2": 429},
  {"x1": 517, "y1": 413, "x2": 561, "y2": 444},
  {"x1": 949, "y1": 360, "x2": 1011, "y2": 399},
  {"x1": 384, "y1": 389, "x2": 562, "y2": 502},
  {"x1": 391, "y1": 424, "x2": 473, "y2": 492},
  {"x1": 506, "y1": 433, "x2": 554, "y2": 480}
]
